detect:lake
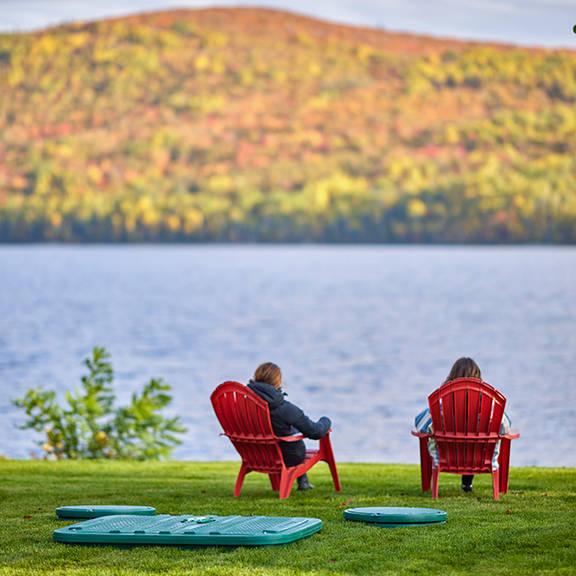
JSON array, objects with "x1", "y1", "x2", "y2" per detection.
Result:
[{"x1": 0, "y1": 245, "x2": 575, "y2": 467}]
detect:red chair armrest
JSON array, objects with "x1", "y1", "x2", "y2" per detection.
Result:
[
  {"x1": 277, "y1": 429, "x2": 332, "y2": 442},
  {"x1": 501, "y1": 429, "x2": 520, "y2": 440},
  {"x1": 411, "y1": 428, "x2": 429, "y2": 438},
  {"x1": 277, "y1": 434, "x2": 306, "y2": 442}
]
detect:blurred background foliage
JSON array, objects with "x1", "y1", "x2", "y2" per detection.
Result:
[{"x1": 0, "y1": 8, "x2": 575, "y2": 242}]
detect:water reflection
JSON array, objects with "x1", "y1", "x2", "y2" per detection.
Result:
[{"x1": 0, "y1": 245, "x2": 575, "y2": 466}]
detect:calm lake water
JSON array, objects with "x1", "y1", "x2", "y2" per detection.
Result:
[{"x1": 0, "y1": 245, "x2": 575, "y2": 467}]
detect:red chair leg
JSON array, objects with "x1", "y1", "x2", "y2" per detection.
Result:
[
  {"x1": 419, "y1": 438, "x2": 432, "y2": 492},
  {"x1": 269, "y1": 472, "x2": 281, "y2": 491},
  {"x1": 279, "y1": 469, "x2": 298, "y2": 499},
  {"x1": 498, "y1": 438, "x2": 511, "y2": 494},
  {"x1": 492, "y1": 468, "x2": 500, "y2": 500},
  {"x1": 320, "y1": 436, "x2": 341, "y2": 492},
  {"x1": 234, "y1": 464, "x2": 249, "y2": 497},
  {"x1": 431, "y1": 468, "x2": 440, "y2": 499}
]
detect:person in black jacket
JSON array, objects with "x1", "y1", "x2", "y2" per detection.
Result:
[{"x1": 247, "y1": 362, "x2": 331, "y2": 491}]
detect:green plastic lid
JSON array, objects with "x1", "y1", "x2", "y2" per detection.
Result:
[
  {"x1": 53, "y1": 514, "x2": 323, "y2": 547},
  {"x1": 343, "y1": 507, "x2": 447, "y2": 525},
  {"x1": 56, "y1": 506, "x2": 156, "y2": 520}
]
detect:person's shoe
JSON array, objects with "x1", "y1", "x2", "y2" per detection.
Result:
[
  {"x1": 461, "y1": 484, "x2": 473, "y2": 493},
  {"x1": 297, "y1": 474, "x2": 315, "y2": 491}
]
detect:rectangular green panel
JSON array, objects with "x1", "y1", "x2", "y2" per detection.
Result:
[{"x1": 54, "y1": 514, "x2": 323, "y2": 547}]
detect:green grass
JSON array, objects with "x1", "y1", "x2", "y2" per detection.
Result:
[{"x1": 0, "y1": 461, "x2": 575, "y2": 575}]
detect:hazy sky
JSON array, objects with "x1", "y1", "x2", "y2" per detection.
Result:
[{"x1": 1, "y1": 0, "x2": 575, "y2": 48}]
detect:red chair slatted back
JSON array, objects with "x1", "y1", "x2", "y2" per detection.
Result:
[
  {"x1": 211, "y1": 381, "x2": 284, "y2": 473},
  {"x1": 428, "y1": 377, "x2": 506, "y2": 474}
]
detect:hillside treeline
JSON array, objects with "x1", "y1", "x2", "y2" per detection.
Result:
[{"x1": 1, "y1": 8, "x2": 575, "y2": 242}]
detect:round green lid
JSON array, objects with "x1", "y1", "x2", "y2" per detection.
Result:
[
  {"x1": 343, "y1": 507, "x2": 447, "y2": 525},
  {"x1": 56, "y1": 505, "x2": 156, "y2": 519}
]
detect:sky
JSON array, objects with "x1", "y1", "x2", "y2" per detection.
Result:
[{"x1": 0, "y1": 0, "x2": 575, "y2": 48}]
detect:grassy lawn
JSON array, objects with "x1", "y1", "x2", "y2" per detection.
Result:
[{"x1": 0, "y1": 460, "x2": 575, "y2": 575}]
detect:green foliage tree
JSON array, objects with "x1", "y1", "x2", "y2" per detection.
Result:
[{"x1": 12, "y1": 347, "x2": 186, "y2": 460}]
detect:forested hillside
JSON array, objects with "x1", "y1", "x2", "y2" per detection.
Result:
[{"x1": 1, "y1": 8, "x2": 575, "y2": 242}]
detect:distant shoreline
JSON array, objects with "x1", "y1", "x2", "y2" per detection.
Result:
[{"x1": 1, "y1": 241, "x2": 575, "y2": 247}]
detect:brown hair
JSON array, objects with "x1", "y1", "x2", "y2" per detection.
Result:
[
  {"x1": 445, "y1": 357, "x2": 481, "y2": 382},
  {"x1": 252, "y1": 362, "x2": 282, "y2": 389}
]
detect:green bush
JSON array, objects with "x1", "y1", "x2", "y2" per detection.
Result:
[{"x1": 12, "y1": 347, "x2": 186, "y2": 460}]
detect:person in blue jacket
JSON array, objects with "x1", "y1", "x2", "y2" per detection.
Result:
[{"x1": 248, "y1": 362, "x2": 331, "y2": 491}]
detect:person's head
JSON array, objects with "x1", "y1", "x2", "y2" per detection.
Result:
[
  {"x1": 445, "y1": 357, "x2": 481, "y2": 382},
  {"x1": 252, "y1": 362, "x2": 282, "y2": 389}
]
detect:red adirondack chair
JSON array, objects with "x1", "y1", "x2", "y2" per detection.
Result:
[
  {"x1": 411, "y1": 377, "x2": 520, "y2": 500},
  {"x1": 211, "y1": 381, "x2": 341, "y2": 499}
]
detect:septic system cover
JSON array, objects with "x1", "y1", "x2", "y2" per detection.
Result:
[
  {"x1": 53, "y1": 514, "x2": 323, "y2": 546},
  {"x1": 343, "y1": 507, "x2": 447, "y2": 526},
  {"x1": 56, "y1": 505, "x2": 157, "y2": 519}
]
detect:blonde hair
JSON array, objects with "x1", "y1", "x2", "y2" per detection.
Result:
[
  {"x1": 252, "y1": 362, "x2": 282, "y2": 389},
  {"x1": 445, "y1": 357, "x2": 481, "y2": 382}
]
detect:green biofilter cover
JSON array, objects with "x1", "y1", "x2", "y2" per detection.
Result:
[
  {"x1": 53, "y1": 514, "x2": 323, "y2": 547},
  {"x1": 56, "y1": 506, "x2": 156, "y2": 520},
  {"x1": 343, "y1": 507, "x2": 447, "y2": 527}
]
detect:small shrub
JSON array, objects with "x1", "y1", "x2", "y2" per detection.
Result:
[{"x1": 12, "y1": 347, "x2": 186, "y2": 460}]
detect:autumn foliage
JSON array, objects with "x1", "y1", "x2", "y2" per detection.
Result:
[{"x1": 1, "y1": 8, "x2": 575, "y2": 242}]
